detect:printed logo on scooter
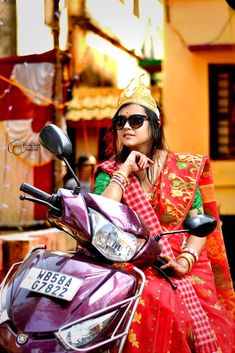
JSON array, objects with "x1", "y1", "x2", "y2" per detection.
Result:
[{"x1": 16, "y1": 333, "x2": 28, "y2": 345}]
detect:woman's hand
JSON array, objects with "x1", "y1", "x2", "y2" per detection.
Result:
[
  {"x1": 120, "y1": 150, "x2": 154, "y2": 175},
  {"x1": 101, "y1": 151, "x2": 154, "y2": 202},
  {"x1": 159, "y1": 254, "x2": 189, "y2": 277}
]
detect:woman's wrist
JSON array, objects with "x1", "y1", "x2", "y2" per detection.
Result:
[
  {"x1": 182, "y1": 247, "x2": 199, "y2": 262},
  {"x1": 111, "y1": 176, "x2": 126, "y2": 193},
  {"x1": 176, "y1": 257, "x2": 191, "y2": 275},
  {"x1": 102, "y1": 179, "x2": 123, "y2": 201},
  {"x1": 177, "y1": 252, "x2": 195, "y2": 274},
  {"x1": 118, "y1": 165, "x2": 132, "y2": 177}
]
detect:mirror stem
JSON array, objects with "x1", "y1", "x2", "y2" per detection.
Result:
[
  {"x1": 63, "y1": 157, "x2": 81, "y2": 188},
  {"x1": 154, "y1": 229, "x2": 189, "y2": 242}
]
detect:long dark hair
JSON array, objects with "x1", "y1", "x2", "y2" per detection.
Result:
[{"x1": 104, "y1": 104, "x2": 167, "y2": 163}]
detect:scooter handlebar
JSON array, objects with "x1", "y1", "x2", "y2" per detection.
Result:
[{"x1": 20, "y1": 182, "x2": 52, "y2": 203}]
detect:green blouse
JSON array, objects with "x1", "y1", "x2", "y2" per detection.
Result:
[{"x1": 93, "y1": 171, "x2": 203, "y2": 214}]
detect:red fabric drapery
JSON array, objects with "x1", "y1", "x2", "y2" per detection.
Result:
[{"x1": 0, "y1": 50, "x2": 56, "y2": 221}]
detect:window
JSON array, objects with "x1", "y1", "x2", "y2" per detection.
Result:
[{"x1": 209, "y1": 64, "x2": 235, "y2": 160}]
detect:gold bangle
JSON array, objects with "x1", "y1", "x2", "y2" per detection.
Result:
[
  {"x1": 177, "y1": 253, "x2": 194, "y2": 273},
  {"x1": 178, "y1": 252, "x2": 195, "y2": 266},
  {"x1": 177, "y1": 255, "x2": 193, "y2": 273}
]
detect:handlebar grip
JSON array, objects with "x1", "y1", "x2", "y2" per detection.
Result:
[{"x1": 20, "y1": 183, "x2": 52, "y2": 202}]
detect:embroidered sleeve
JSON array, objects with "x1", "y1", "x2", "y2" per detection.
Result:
[
  {"x1": 93, "y1": 172, "x2": 111, "y2": 195},
  {"x1": 190, "y1": 186, "x2": 203, "y2": 214}
]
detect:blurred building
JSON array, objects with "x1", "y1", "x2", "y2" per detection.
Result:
[
  {"x1": 163, "y1": 0, "x2": 235, "y2": 215},
  {"x1": 0, "y1": 0, "x2": 163, "y2": 227}
]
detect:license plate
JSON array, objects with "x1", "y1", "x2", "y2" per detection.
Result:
[{"x1": 20, "y1": 268, "x2": 83, "y2": 301}]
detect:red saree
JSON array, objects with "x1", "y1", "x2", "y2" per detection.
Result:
[{"x1": 95, "y1": 152, "x2": 235, "y2": 353}]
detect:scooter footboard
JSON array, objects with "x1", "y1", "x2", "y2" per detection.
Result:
[{"x1": 55, "y1": 266, "x2": 146, "y2": 353}]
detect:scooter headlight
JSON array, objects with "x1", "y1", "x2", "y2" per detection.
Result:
[
  {"x1": 56, "y1": 310, "x2": 117, "y2": 349},
  {"x1": 89, "y1": 208, "x2": 145, "y2": 261}
]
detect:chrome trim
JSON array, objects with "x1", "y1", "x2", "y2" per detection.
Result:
[{"x1": 56, "y1": 266, "x2": 146, "y2": 352}]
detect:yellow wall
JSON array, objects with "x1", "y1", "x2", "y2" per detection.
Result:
[{"x1": 163, "y1": 0, "x2": 235, "y2": 214}]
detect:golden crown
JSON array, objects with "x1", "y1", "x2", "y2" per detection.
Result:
[{"x1": 117, "y1": 75, "x2": 160, "y2": 118}]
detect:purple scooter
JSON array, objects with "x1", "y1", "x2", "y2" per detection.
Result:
[{"x1": 0, "y1": 124, "x2": 216, "y2": 353}]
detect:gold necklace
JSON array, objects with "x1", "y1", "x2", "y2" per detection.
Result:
[
  {"x1": 149, "y1": 150, "x2": 165, "y2": 185},
  {"x1": 136, "y1": 150, "x2": 165, "y2": 186},
  {"x1": 156, "y1": 149, "x2": 164, "y2": 169}
]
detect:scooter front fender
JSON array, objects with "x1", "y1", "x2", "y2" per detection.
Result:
[{"x1": 0, "y1": 249, "x2": 142, "y2": 353}]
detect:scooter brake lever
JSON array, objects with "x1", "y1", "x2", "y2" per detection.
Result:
[
  {"x1": 152, "y1": 258, "x2": 177, "y2": 290},
  {"x1": 19, "y1": 195, "x2": 62, "y2": 214}
]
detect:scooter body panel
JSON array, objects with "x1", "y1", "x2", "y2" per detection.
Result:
[
  {"x1": 83, "y1": 193, "x2": 149, "y2": 236},
  {"x1": 4, "y1": 250, "x2": 136, "y2": 332}
]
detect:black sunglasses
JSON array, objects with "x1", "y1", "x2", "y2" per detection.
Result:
[{"x1": 114, "y1": 114, "x2": 149, "y2": 130}]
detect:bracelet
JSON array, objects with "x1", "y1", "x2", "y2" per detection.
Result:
[
  {"x1": 177, "y1": 253, "x2": 195, "y2": 273},
  {"x1": 112, "y1": 173, "x2": 126, "y2": 188},
  {"x1": 182, "y1": 247, "x2": 199, "y2": 262},
  {"x1": 113, "y1": 171, "x2": 130, "y2": 186},
  {"x1": 177, "y1": 254, "x2": 193, "y2": 273},
  {"x1": 111, "y1": 176, "x2": 125, "y2": 193}
]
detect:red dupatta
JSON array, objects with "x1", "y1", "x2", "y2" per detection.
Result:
[{"x1": 148, "y1": 152, "x2": 235, "y2": 317}]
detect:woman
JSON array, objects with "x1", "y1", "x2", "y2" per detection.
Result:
[{"x1": 93, "y1": 76, "x2": 235, "y2": 353}]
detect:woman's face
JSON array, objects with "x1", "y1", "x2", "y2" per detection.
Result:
[{"x1": 116, "y1": 103, "x2": 153, "y2": 154}]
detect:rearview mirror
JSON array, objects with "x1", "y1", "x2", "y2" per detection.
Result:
[
  {"x1": 155, "y1": 214, "x2": 217, "y2": 241},
  {"x1": 39, "y1": 124, "x2": 72, "y2": 160},
  {"x1": 183, "y1": 215, "x2": 217, "y2": 237},
  {"x1": 39, "y1": 124, "x2": 80, "y2": 193}
]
